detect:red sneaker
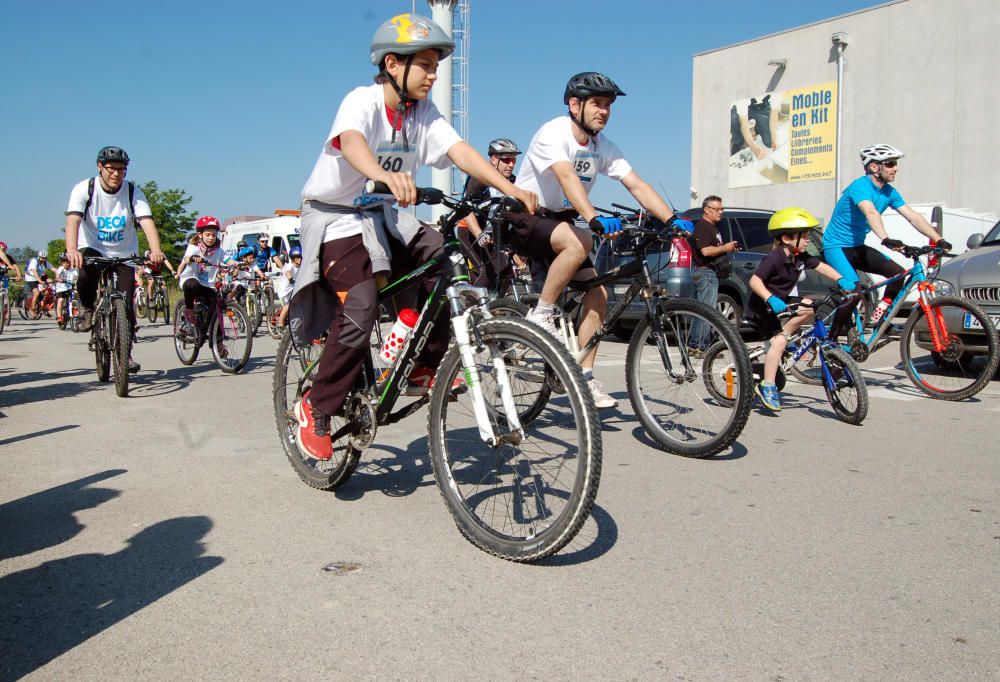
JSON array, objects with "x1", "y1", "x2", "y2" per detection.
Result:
[{"x1": 294, "y1": 391, "x2": 333, "y2": 460}]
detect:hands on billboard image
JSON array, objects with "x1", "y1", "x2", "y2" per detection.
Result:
[{"x1": 728, "y1": 82, "x2": 837, "y2": 189}]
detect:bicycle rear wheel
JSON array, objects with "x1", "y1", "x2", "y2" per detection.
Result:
[
  {"x1": 821, "y1": 347, "x2": 869, "y2": 424},
  {"x1": 266, "y1": 300, "x2": 283, "y2": 339},
  {"x1": 626, "y1": 298, "x2": 753, "y2": 458},
  {"x1": 17, "y1": 292, "x2": 30, "y2": 320},
  {"x1": 211, "y1": 303, "x2": 252, "y2": 373},
  {"x1": 134, "y1": 289, "x2": 147, "y2": 318},
  {"x1": 147, "y1": 292, "x2": 158, "y2": 322},
  {"x1": 173, "y1": 301, "x2": 199, "y2": 365},
  {"x1": 273, "y1": 330, "x2": 361, "y2": 490},
  {"x1": 900, "y1": 295, "x2": 1000, "y2": 400},
  {"x1": 486, "y1": 296, "x2": 551, "y2": 423},
  {"x1": 428, "y1": 318, "x2": 601, "y2": 562},
  {"x1": 111, "y1": 298, "x2": 131, "y2": 397},
  {"x1": 787, "y1": 340, "x2": 823, "y2": 386}
]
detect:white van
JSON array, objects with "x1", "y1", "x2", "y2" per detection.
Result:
[
  {"x1": 221, "y1": 211, "x2": 301, "y2": 262},
  {"x1": 862, "y1": 203, "x2": 997, "y2": 304}
]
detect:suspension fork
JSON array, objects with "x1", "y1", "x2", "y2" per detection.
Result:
[
  {"x1": 447, "y1": 285, "x2": 524, "y2": 446},
  {"x1": 915, "y1": 282, "x2": 949, "y2": 352}
]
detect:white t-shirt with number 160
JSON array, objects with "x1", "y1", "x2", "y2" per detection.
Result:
[{"x1": 515, "y1": 115, "x2": 633, "y2": 212}]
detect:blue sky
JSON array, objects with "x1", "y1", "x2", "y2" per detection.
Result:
[{"x1": 0, "y1": 0, "x2": 878, "y2": 249}]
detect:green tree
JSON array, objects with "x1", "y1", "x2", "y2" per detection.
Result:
[
  {"x1": 138, "y1": 181, "x2": 198, "y2": 261},
  {"x1": 47, "y1": 238, "x2": 67, "y2": 260}
]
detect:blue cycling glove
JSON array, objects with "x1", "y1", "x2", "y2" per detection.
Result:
[
  {"x1": 589, "y1": 216, "x2": 622, "y2": 236},
  {"x1": 836, "y1": 277, "x2": 852, "y2": 290},
  {"x1": 767, "y1": 295, "x2": 788, "y2": 314}
]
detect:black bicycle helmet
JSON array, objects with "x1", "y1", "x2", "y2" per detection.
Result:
[
  {"x1": 563, "y1": 72, "x2": 626, "y2": 105},
  {"x1": 97, "y1": 146, "x2": 130, "y2": 165}
]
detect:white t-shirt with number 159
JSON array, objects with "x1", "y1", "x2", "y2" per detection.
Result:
[{"x1": 515, "y1": 115, "x2": 633, "y2": 212}]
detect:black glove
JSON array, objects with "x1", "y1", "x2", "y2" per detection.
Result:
[
  {"x1": 882, "y1": 238, "x2": 904, "y2": 249},
  {"x1": 936, "y1": 239, "x2": 952, "y2": 252}
]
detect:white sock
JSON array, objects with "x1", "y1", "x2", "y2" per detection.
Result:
[{"x1": 533, "y1": 301, "x2": 557, "y2": 316}]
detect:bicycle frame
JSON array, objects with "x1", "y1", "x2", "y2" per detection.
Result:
[
  {"x1": 296, "y1": 212, "x2": 524, "y2": 447},
  {"x1": 849, "y1": 251, "x2": 951, "y2": 354}
]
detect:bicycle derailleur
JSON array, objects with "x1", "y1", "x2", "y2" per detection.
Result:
[
  {"x1": 346, "y1": 392, "x2": 378, "y2": 450},
  {"x1": 845, "y1": 329, "x2": 869, "y2": 362}
]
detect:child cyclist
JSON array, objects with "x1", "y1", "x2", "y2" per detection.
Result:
[
  {"x1": 176, "y1": 216, "x2": 225, "y2": 336},
  {"x1": 54, "y1": 253, "x2": 78, "y2": 327},
  {"x1": 746, "y1": 208, "x2": 849, "y2": 411},
  {"x1": 274, "y1": 245, "x2": 301, "y2": 328},
  {"x1": 289, "y1": 12, "x2": 538, "y2": 460}
]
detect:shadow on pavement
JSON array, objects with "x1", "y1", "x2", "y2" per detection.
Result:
[
  {"x1": 0, "y1": 376, "x2": 105, "y2": 409},
  {"x1": 0, "y1": 516, "x2": 223, "y2": 680},
  {"x1": 0, "y1": 368, "x2": 92, "y2": 389},
  {"x1": 535, "y1": 500, "x2": 618, "y2": 566},
  {"x1": 0, "y1": 424, "x2": 80, "y2": 448},
  {"x1": 335, "y1": 437, "x2": 435, "y2": 501},
  {"x1": 0, "y1": 469, "x2": 125, "y2": 561},
  {"x1": 631, "y1": 426, "x2": 749, "y2": 461}
]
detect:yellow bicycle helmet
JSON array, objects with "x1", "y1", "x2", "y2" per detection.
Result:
[{"x1": 768, "y1": 207, "x2": 820, "y2": 237}]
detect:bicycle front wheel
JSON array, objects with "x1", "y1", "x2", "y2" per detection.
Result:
[
  {"x1": 626, "y1": 298, "x2": 753, "y2": 458},
  {"x1": 428, "y1": 317, "x2": 601, "y2": 562},
  {"x1": 111, "y1": 298, "x2": 131, "y2": 397},
  {"x1": 134, "y1": 289, "x2": 146, "y2": 318},
  {"x1": 821, "y1": 347, "x2": 869, "y2": 424},
  {"x1": 900, "y1": 295, "x2": 1000, "y2": 400},
  {"x1": 173, "y1": 301, "x2": 199, "y2": 365},
  {"x1": 0, "y1": 292, "x2": 6, "y2": 334},
  {"x1": 147, "y1": 293, "x2": 158, "y2": 322},
  {"x1": 273, "y1": 330, "x2": 361, "y2": 490},
  {"x1": 211, "y1": 303, "x2": 252, "y2": 373}
]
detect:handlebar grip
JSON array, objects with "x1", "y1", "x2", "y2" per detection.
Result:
[{"x1": 363, "y1": 180, "x2": 444, "y2": 206}]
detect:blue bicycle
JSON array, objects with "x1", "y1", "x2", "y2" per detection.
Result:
[
  {"x1": 809, "y1": 244, "x2": 998, "y2": 401},
  {"x1": 703, "y1": 291, "x2": 869, "y2": 424}
]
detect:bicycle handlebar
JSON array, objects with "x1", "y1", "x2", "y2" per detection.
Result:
[{"x1": 777, "y1": 289, "x2": 859, "y2": 320}]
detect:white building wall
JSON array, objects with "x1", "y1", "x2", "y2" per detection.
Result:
[{"x1": 691, "y1": 0, "x2": 1000, "y2": 222}]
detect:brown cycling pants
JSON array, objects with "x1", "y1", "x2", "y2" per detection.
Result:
[{"x1": 308, "y1": 226, "x2": 450, "y2": 417}]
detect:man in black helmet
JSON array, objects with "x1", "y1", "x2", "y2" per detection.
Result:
[
  {"x1": 457, "y1": 137, "x2": 523, "y2": 286},
  {"x1": 64, "y1": 146, "x2": 166, "y2": 373},
  {"x1": 509, "y1": 71, "x2": 680, "y2": 409}
]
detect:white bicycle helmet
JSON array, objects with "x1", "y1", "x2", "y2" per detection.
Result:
[{"x1": 860, "y1": 143, "x2": 904, "y2": 168}]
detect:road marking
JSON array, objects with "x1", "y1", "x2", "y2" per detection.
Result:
[{"x1": 866, "y1": 387, "x2": 921, "y2": 401}]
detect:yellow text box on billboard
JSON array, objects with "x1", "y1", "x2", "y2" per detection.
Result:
[{"x1": 788, "y1": 81, "x2": 837, "y2": 182}]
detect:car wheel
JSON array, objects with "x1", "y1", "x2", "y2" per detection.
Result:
[{"x1": 717, "y1": 293, "x2": 743, "y2": 327}]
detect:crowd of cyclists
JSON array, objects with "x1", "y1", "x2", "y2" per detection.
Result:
[{"x1": 3, "y1": 11, "x2": 996, "y2": 560}]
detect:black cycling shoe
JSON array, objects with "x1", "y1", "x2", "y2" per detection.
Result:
[{"x1": 128, "y1": 357, "x2": 141, "y2": 373}]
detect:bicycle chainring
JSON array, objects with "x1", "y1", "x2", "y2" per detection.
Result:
[
  {"x1": 346, "y1": 393, "x2": 378, "y2": 450},
  {"x1": 846, "y1": 329, "x2": 869, "y2": 362}
]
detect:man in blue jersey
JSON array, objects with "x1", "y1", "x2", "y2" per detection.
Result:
[{"x1": 824, "y1": 144, "x2": 950, "y2": 334}]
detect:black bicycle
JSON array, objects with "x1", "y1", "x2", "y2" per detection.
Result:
[
  {"x1": 147, "y1": 275, "x2": 171, "y2": 324},
  {"x1": 86, "y1": 256, "x2": 143, "y2": 397},
  {"x1": 489, "y1": 207, "x2": 754, "y2": 458},
  {"x1": 273, "y1": 182, "x2": 602, "y2": 562}
]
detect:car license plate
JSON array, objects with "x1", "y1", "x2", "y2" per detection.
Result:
[{"x1": 963, "y1": 312, "x2": 1000, "y2": 330}]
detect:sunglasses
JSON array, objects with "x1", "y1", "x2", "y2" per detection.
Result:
[{"x1": 881, "y1": 160, "x2": 898, "y2": 168}]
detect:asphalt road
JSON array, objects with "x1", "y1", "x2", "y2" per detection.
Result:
[{"x1": 1, "y1": 316, "x2": 998, "y2": 680}]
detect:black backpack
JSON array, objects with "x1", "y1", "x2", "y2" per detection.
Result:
[{"x1": 83, "y1": 177, "x2": 137, "y2": 227}]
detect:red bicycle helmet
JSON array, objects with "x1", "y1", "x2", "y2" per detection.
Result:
[
  {"x1": 0, "y1": 241, "x2": 7, "y2": 250},
  {"x1": 195, "y1": 215, "x2": 221, "y2": 231}
]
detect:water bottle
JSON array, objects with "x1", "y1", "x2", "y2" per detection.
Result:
[{"x1": 380, "y1": 308, "x2": 419, "y2": 366}]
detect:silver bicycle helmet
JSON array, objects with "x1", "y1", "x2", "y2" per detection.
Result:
[
  {"x1": 370, "y1": 13, "x2": 455, "y2": 67},
  {"x1": 487, "y1": 138, "x2": 521, "y2": 157}
]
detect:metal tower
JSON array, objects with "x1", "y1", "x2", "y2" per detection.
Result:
[{"x1": 450, "y1": 0, "x2": 470, "y2": 196}]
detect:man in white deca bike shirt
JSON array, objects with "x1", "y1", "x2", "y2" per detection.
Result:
[
  {"x1": 65, "y1": 145, "x2": 166, "y2": 373},
  {"x1": 510, "y1": 71, "x2": 681, "y2": 409}
]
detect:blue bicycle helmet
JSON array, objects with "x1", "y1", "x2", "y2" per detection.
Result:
[
  {"x1": 289, "y1": 245, "x2": 302, "y2": 258},
  {"x1": 237, "y1": 247, "x2": 255, "y2": 259}
]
